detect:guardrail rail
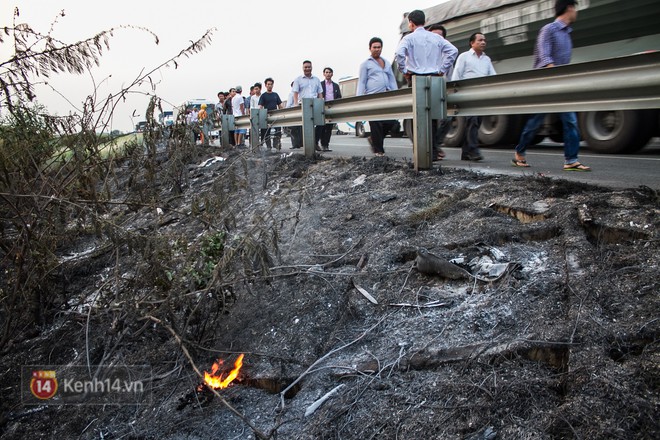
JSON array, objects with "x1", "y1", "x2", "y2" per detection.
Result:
[{"x1": 220, "y1": 52, "x2": 660, "y2": 170}]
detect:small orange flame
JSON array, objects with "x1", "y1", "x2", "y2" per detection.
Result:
[{"x1": 203, "y1": 354, "x2": 244, "y2": 389}]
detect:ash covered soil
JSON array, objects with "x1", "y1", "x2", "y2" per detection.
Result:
[{"x1": 1, "y1": 145, "x2": 658, "y2": 439}]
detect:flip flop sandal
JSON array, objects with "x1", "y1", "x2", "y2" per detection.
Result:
[
  {"x1": 563, "y1": 162, "x2": 591, "y2": 171},
  {"x1": 512, "y1": 158, "x2": 530, "y2": 167}
]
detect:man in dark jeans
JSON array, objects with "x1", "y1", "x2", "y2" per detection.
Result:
[
  {"x1": 317, "y1": 67, "x2": 342, "y2": 151},
  {"x1": 512, "y1": 0, "x2": 591, "y2": 171},
  {"x1": 258, "y1": 77, "x2": 284, "y2": 150}
]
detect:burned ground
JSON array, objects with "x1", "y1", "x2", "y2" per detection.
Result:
[{"x1": 0, "y1": 145, "x2": 658, "y2": 439}]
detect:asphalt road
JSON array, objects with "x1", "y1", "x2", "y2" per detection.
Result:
[{"x1": 276, "y1": 135, "x2": 660, "y2": 190}]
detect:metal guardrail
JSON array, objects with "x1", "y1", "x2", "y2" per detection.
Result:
[
  {"x1": 445, "y1": 51, "x2": 660, "y2": 116},
  {"x1": 222, "y1": 52, "x2": 660, "y2": 170}
]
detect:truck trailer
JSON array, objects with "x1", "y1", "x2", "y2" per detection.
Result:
[{"x1": 401, "y1": 0, "x2": 660, "y2": 153}]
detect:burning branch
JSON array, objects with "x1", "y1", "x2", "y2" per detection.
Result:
[
  {"x1": 203, "y1": 354, "x2": 244, "y2": 390},
  {"x1": 144, "y1": 316, "x2": 271, "y2": 440}
]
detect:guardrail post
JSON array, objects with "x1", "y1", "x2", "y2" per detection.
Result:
[
  {"x1": 412, "y1": 76, "x2": 446, "y2": 170},
  {"x1": 302, "y1": 98, "x2": 325, "y2": 157},
  {"x1": 221, "y1": 114, "x2": 235, "y2": 149},
  {"x1": 250, "y1": 109, "x2": 267, "y2": 151}
]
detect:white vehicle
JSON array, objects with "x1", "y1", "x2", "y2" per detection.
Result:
[
  {"x1": 337, "y1": 76, "x2": 404, "y2": 138},
  {"x1": 175, "y1": 99, "x2": 216, "y2": 120}
]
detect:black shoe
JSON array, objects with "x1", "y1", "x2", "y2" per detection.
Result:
[
  {"x1": 322, "y1": 147, "x2": 331, "y2": 152},
  {"x1": 461, "y1": 153, "x2": 484, "y2": 161}
]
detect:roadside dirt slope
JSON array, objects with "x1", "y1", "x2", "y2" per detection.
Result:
[{"x1": 1, "y1": 147, "x2": 658, "y2": 439}]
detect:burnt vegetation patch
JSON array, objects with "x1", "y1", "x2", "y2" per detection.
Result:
[{"x1": 2, "y1": 142, "x2": 657, "y2": 439}]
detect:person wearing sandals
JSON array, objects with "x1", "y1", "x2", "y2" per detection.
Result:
[{"x1": 512, "y1": 0, "x2": 591, "y2": 172}]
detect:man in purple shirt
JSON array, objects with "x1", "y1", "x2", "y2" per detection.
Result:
[
  {"x1": 316, "y1": 67, "x2": 342, "y2": 152},
  {"x1": 512, "y1": 0, "x2": 591, "y2": 171}
]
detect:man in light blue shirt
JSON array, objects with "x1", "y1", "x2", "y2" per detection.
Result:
[
  {"x1": 395, "y1": 9, "x2": 457, "y2": 161},
  {"x1": 452, "y1": 32, "x2": 496, "y2": 161},
  {"x1": 292, "y1": 61, "x2": 323, "y2": 105},
  {"x1": 357, "y1": 38, "x2": 398, "y2": 96},
  {"x1": 289, "y1": 60, "x2": 323, "y2": 150},
  {"x1": 395, "y1": 9, "x2": 458, "y2": 84},
  {"x1": 356, "y1": 37, "x2": 399, "y2": 156}
]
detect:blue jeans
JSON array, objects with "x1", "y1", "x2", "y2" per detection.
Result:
[{"x1": 514, "y1": 113, "x2": 581, "y2": 164}]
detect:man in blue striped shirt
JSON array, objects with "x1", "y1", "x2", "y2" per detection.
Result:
[{"x1": 512, "y1": 0, "x2": 591, "y2": 171}]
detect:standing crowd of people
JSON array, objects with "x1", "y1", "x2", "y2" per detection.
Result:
[{"x1": 189, "y1": 0, "x2": 590, "y2": 172}]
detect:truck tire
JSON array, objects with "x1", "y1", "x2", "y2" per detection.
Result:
[
  {"x1": 579, "y1": 110, "x2": 654, "y2": 154},
  {"x1": 355, "y1": 122, "x2": 367, "y2": 138},
  {"x1": 403, "y1": 119, "x2": 414, "y2": 141},
  {"x1": 478, "y1": 115, "x2": 523, "y2": 146},
  {"x1": 390, "y1": 120, "x2": 404, "y2": 137},
  {"x1": 443, "y1": 116, "x2": 467, "y2": 148}
]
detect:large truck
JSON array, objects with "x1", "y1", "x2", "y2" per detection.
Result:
[{"x1": 401, "y1": 0, "x2": 660, "y2": 153}]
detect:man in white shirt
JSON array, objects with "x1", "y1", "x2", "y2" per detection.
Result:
[
  {"x1": 250, "y1": 83, "x2": 262, "y2": 113},
  {"x1": 231, "y1": 85, "x2": 246, "y2": 147},
  {"x1": 452, "y1": 32, "x2": 497, "y2": 161}
]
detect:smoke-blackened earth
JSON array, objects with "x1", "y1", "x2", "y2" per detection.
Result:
[{"x1": 1, "y1": 145, "x2": 658, "y2": 439}]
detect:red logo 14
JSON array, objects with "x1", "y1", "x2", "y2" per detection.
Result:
[{"x1": 30, "y1": 370, "x2": 58, "y2": 400}]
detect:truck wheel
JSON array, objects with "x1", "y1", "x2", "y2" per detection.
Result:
[
  {"x1": 443, "y1": 116, "x2": 467, "y2": 148},
  {"x1": 579, "y1": 110, "x2": 654, "y2": 154},
  {"x1": 355, "y1": 122, "x2": 367, "y2": 137},
  {"x1": 390, "y1": 120, "x2": 404, "y2": 137},
  {"x1": 478, "y1": 115, "x2": 523, "y2": 146},
  {"x1": 403, "y1": 119, "x2": 414, "y2": 141}
]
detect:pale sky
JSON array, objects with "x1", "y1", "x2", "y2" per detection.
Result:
[{"x1": 1, "y1": 0, "x2": 447, "y2": 132}]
